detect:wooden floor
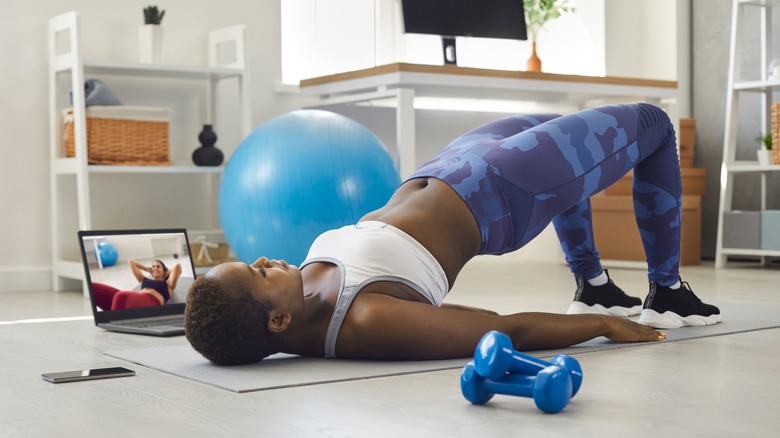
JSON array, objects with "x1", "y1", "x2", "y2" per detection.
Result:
[{"x1": 1, "y1": 259, "x2": 778, "y2": 437}]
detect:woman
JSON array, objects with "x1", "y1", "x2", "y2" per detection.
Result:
[
  {"x1": 185, "y1": 103, "x2": 720, "y2": 366},
  {"x1": 93, "y1": 259, "x2": 182, "y2": 310}
]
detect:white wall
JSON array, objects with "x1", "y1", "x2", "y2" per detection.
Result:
[
  {"x1": 281, "y1": 0, "x2": 378, "y2": 83},
  {"x1": 605, "y1": 0, "x2": 678, "y2": 80},
  {"x1": 0, "y1": 0, "x2": 683, "y2": 292}
]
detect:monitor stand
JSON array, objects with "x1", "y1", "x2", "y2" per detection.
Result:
[{"x1": 441, "y1": 36, "x2": 457, "y2": 65}]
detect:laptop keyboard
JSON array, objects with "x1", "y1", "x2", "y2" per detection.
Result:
[{"x1": 121, "y1": 317, "x2": 184, "y2": 328}]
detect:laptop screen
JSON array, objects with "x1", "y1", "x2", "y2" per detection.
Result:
[{"x1": 78, "y1": 229, "x2": 196, "y2": 324}]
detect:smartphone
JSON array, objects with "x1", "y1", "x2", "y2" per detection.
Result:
[{"x1": 42, "y1": 367, "x2": 135, "y2": 383}]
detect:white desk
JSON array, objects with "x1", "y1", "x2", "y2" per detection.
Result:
[{"x1": 299, "y1": 63, "x2": 679, "y2": 177}]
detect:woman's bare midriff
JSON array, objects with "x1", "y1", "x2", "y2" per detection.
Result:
[
  {"x1": 360, "y1": 177, "x2": 481, "y2": 285},
  {"x1": 140, "y1": 288, "x2": 165, "y2": 305}
]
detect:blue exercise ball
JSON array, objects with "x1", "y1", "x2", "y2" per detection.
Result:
[
  {"x1": 96, "y1": 242, "x2": 118, "y2": 267},
  {"x1": 219, "y1": 110, "x2": 401, "y2": 265}
]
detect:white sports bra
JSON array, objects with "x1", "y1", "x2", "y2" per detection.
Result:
[{"x1": 301, "y1": 221, "x2": 449, "y2": 358}]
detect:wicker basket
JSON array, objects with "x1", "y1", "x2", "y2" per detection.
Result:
[
  {"x1": 64, "y1": 106, "x2": 172, "y2": 165},
  {"x1": 771, "y1": 103, "x2": 780, "y2": 164}
]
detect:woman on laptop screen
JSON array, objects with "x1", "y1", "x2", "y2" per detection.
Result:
[{"x1": 93, "y1": 259, "x2": 182, "y2": 310}]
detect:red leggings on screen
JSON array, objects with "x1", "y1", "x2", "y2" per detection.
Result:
[{"x1": 92, "y1": 282, "x2": 161, "y2": 310}]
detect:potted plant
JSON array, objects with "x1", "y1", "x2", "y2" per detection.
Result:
[
  {"x1": 523, "y1": 0, "x2": 575, "y2": 72},
  {"x1": 144, "y1": 5, "x2": 165, "y2": 25},
  {"x1": 139, "y1": 6, "x2": 166, "y2": 63},
  {"x1": 756, "y1": 133, "x2": 772, "y2": 165}
]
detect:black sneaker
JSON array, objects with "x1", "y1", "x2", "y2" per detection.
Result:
[
  {"x1": 566, "y1": 270, "x2": 642, "y2": 317},
  {"x1": 638, "y1": 281, "x2": 721, "y2": 329}
]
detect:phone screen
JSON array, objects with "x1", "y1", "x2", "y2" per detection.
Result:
[{"x1": 42, "y1": 367, "x2": 135, "y2": 383}]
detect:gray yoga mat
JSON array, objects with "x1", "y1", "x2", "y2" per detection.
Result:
[{"x1": 105, "y1": 302, "x2": 780, "y2": 393}]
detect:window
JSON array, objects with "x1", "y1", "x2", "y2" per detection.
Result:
[{"x1": 281, "y1": 0, "x2": 606, "y2": 84}]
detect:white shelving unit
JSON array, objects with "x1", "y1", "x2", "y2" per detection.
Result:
[
  {"x1": 715, "y1": 0, "x2": 780, "y2": 267},
  {"x1": 47, "y1": 11, "x2": 252, "y2": 291}
]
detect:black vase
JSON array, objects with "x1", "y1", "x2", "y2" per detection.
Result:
[{"x1": 192, "y1": 124, "x2": 224, "y2": 166}]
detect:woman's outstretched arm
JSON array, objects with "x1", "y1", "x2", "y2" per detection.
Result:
[
  {"x1": 440, "y1": 302, "x2": 499, "y2": 315},
  {"x1": 333, "y1": 294, "x2": 664, "y2": 360}
]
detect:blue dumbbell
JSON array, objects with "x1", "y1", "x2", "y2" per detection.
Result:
[
  {"x1": 460, "y1": 361, "x2": 572, "y2": 414},
  {"x1": 474, "y1": 330, "x2": 583, "y2": 396}
]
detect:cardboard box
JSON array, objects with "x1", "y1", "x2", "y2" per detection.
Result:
[
  {"x1": 722, "y1": 211, "x2": 761, "y2": 250},
  {"x1": 679, "y1": 118, "x2": 696, "y2": 167},
  {"x1": 604, "y1": 167, "x2": 706, "y2": 197},
  {"x1": 760, "y1": 210, "x2": 780, "y2": 250},
  {"x1": 679, "y1": 118, "x2": 695, "y2": 147},
  {"x1": 679, "y1": 143, "x2": 694, "y2": 167},
  {"x1": 591, "y1": 195, "x2": 701, "y2": 265}
]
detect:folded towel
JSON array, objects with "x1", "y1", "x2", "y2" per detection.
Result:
[{"x1": 68, "y1": 79, "x2": 122, "y2": 106}]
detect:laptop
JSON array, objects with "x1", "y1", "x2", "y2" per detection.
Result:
[{"x1": 78, "y1": 228, "x2": 198, "y2": 336}]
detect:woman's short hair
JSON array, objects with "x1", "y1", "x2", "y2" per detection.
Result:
[{"x1": 185, "y1": 276, "x2": 282, "y2": 365}]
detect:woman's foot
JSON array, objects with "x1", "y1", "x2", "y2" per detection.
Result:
[
  {"x1": 638, "y1": 281, "x2": 721, "y2": 329},
  {"x1": 566, "y1": 271, "x2": 642, "y2": 317}
]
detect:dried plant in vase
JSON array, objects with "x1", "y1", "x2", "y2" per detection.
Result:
[
  {"x1": 144, "y1": 5, "x2": 166, "y2": 25},
  {"x1": 139, "y1": 6, "x2": 166, "y2": 63},
  {"x1": 523, "y1": 0, "x2": 575, "y2": 72}
]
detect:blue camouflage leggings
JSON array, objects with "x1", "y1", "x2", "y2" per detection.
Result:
[{"x1": 406, "y1": 103, "x2": 682, "y2": 286}]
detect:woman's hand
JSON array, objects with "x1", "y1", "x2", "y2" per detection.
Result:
[
  {"x1": 128, "y1": 259, "x2": 148, "y2": 283},
  {"x1": 128, "y1": 259, "x2": 149, "y2": 271},
  {"x1": 603, "y1": 316, "x2": 666, "y2": 343},
  {"x1": 501, "y1": 313, "x2": 665, "y2": 352}
]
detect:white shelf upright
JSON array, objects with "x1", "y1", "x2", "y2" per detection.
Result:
[{"x1": 715, "y1": 0, "x2": 780, "y2": 267}]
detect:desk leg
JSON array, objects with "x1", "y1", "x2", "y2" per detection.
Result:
[{"x1": 396, "y1": 88, "x2": 416, "y2": 179}]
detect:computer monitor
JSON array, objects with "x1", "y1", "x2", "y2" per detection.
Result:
[{"x1": 400, "y1": 0, "x2": 528, "y2": 65}]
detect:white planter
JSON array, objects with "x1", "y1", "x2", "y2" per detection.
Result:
[
  {"x1": 138, "y1": 25, "x2": 163, "y2": 63},
  {"x1": 757, "y1": 149, "x2": 771, "y2": 166}
]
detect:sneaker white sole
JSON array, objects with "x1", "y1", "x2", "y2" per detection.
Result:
[
  {"x1": 638, "y1": 309, "x2": 722, "y2": 329},
  {"x1": 566, "y1": 301, "x2": 641, "y2": 317}
]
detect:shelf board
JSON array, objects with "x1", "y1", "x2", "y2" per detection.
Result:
[
  {"x1": 726, "y1": 161, "x2": 780, "y2": 172},
  {"x1": 53, "y1": 158, "x2": 224, "y2": 174},
  {"x1": 720, "y1": 248, "x2": 780, "y2": 257},
  {"x1": 88, "y1": 164, "x2": 224, "y2": 174},
  {"x1": 55, "y1": 259, "x2": 85, "y2": 280},
  {"x1": 80, "y1": 61, "x2": 244, "y2": 80},
  {"x1": 739, "y1": 0, "x2": 780, "y2": 7},
  {"x1": 52, "y1": 157, "x2": 82, "y2": 175},
  {"x1": 194, "y1": 266, "x2": 213, "y2": 276},
  {"x1": 733, "y1": 79, "x2": 780, "y2": 92},
  {"x1": 56, "y1": 259, "x2": 218, "y2": 279}
]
